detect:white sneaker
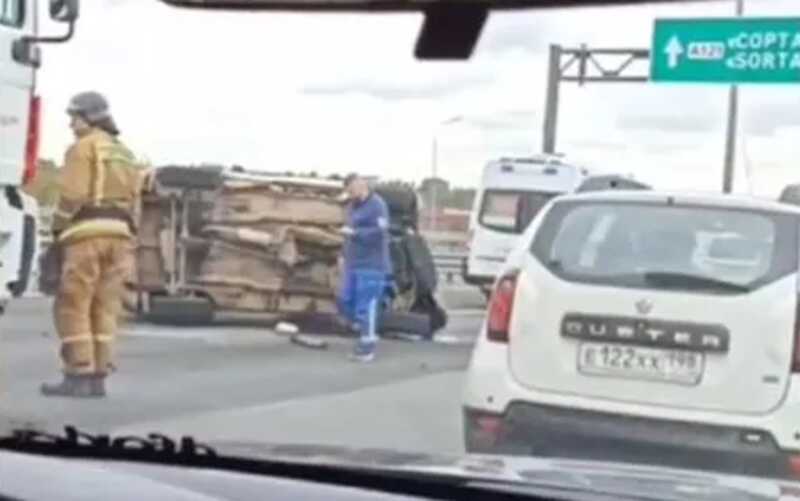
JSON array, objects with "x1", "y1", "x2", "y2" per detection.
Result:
[
  {"x1": 348, "y1": 351, "x2": 375, "y2": 363},
  {"x1": 348, "y1": 341, "x2": 376, "y2": 363}
]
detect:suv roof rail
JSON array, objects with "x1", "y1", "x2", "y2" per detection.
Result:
[
  {"x1": 576, "y1": 175, "x2": 651, "y2": 193},
  {"x1": 497, "y1": 153, "x2": 567, "y2": 164}
]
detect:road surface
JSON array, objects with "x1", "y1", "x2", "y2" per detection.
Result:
[{"x1": 0, "y1": 286, "x2": 485, "y2": 456}]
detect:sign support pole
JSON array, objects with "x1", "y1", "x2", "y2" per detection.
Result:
[
  {"x1": 722, "y1": 0, "x2": 745, "y2": 194},
  {"x1": 541, "y1": 45, "x2": 650, "y2": 154},
  {"x1": 542, "y1": 44, "x2": 562, "y2": 154}
]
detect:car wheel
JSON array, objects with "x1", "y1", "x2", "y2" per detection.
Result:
[
  {"x1": 404, "y1": 234, "x2": 438, "y2": 295},
  {"x1": 374, "y1": 183, "x2": 419, "y2": 231},
  {"x1": 155, "y1": 165, "x2": 224, "y2": 191},
  {"x1": 412, "y1": 292, "x2": 448, "y2": 335}
]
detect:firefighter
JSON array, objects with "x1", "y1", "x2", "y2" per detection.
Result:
[
  {"x1": 337, "y1": 174, "x2": 392, "y2": 362},
  {"x1": 41, "y1": 91, "x2": 142, "y2": 398}
]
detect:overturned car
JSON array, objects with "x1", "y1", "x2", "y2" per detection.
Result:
[{"x1": 129, "y1": 166, "x2": 447, "y2": 337}]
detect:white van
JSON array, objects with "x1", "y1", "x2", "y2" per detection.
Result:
[
  {"x1": 0, "y1": 0, "x2": 79, "y2": 311},
  {"x1": 463, "y1": 155, "x2": 590, "y2": 295}
]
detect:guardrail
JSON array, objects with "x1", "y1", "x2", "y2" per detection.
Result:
[{"x1": 433, "y1": 251, "x2": 465, "y2": 284}]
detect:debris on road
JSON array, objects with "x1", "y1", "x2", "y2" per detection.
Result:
[
  {"x1": 290, "y1": 333, "x2": 329, "y2": 350},
  {"x1": 384, "y1": 332, "x2": 424, "y2": 343},
  {"x1": 275, "y1": 321, "x2": 300, "y2": 335}
]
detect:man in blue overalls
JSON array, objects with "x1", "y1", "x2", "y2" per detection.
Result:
[{"x1": 338, "y1": 174, "x2": 392, "y2": 362}]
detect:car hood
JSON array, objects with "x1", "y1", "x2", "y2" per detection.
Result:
[
  {"x1": 3, "y1": 438, "x2": 800, "y2": 501},
  {"x1": 211, "y1": 440, "x2": 800, "y2": 500}
]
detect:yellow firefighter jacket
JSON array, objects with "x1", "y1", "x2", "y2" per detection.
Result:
[{"x1": 52, "y1": 128, "x2": 143, "y2": 244}]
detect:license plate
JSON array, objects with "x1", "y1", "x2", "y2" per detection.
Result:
[{"x1": 578, "y1": 342, "x2": 704, "y2": 385}]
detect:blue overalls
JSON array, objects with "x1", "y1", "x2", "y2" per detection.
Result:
[{"x1": 337, "y1": 192, "x2": 392, "y2": 359}]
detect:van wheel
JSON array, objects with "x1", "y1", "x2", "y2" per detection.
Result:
[{"x1": 374, "y1": 183, "x2": 419, "y2": 231}]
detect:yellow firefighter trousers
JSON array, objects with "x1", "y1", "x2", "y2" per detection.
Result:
[{"x1": 54, "y1": 236, "x2": 133, "y2": 376}]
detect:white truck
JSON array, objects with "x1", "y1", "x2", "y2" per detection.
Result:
[{"x1": 0, "y1": 0, "x2": 79, "y2": 312}]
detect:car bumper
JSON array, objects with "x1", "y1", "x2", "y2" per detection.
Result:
[
  {"x1": 461, "y1": 258, "x2": 495, "y2": 288},
  {"x1": 464, "y1": 403, "x2": 797, "y2": 479}
]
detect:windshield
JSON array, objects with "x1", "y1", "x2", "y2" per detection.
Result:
[
  {"x1": 7, "y1": 0, "x2": 800, "y2": 496},
  {"x1": 531, "y1": 201, "x2": 797, "y2": 292}
]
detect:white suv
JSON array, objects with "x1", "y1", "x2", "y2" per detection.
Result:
[{"x1": 463, "y1": 190, "x2": 800, "y2": 479}]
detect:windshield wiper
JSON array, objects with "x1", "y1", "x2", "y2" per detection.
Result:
[{"x1": 641, "y1": 272, "x2": 751, "y2": 293}]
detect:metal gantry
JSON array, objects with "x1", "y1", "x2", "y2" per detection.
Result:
[{"x1": 542, "y1": 44, "x2": 651, "y2": 154}]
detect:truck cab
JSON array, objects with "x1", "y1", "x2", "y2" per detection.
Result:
[{"x1": 0, "y1": 0, "x2": 79, "y2": 311}]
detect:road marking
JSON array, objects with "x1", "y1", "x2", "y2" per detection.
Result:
[
  {"x1": 433, "y1": 334, "x2": 474, "y2": 345},
  {"x1": 665, "y1": 35, "x2": 684, "y2": 68},
  {"x1": 112, "y1": 371, "x2": 467, "y2": 444}
]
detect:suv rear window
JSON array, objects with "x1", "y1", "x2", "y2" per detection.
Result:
[
  {"x1": 479, "y1": 190, "x2": 558, "y2": 234},
  {"x1": 531, "y1": 201, "x2": 799, "y2": 293}
]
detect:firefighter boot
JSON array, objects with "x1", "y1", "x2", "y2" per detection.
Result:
[{"x1": 40, "y1": 375, "x2": 95, "y2": 398}]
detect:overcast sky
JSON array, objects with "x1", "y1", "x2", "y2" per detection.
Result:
[{"x1": 36, "y1": 0, "x2": 800, "y2": 195}]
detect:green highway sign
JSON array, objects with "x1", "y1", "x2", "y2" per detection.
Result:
[{"x1": 651, "y1": 17, "x2": 800, "y2": 83}]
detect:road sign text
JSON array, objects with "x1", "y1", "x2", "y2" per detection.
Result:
[{"x1": 651, "y1": 17, "x2": 800, "y2": 83}]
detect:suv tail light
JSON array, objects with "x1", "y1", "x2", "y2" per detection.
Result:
[
  {"x1": 22, "y1": 95, "x2": 41, "y2": 186},
  {"x1": 486, "y1": 270, "x2": 519, "y2": 343}
]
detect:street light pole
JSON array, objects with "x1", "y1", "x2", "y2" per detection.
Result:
[
  {"x1": 722, "y1": 0, "x2": 744, "y2": 194},
  {"x1": 430, "y1": 116, "x2": 462, "y2": 232},
  {"x1": 431, "y1": 136, "x2": 439, "y2": 231}
]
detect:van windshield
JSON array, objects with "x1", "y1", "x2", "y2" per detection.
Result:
[
  {"x1": 0, "y1": 0, "x2": 22, "y2": 27},
  {"x1": 531, "y1": 201, "x2": 799, "y2": 293},
  {"x1": 479, "y1": 190, "x2": 558, "y2": 234}
]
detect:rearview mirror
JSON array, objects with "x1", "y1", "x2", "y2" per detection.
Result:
[
  {"x1": 157, "y1": 0, "x2": 712, "y2": 59},
  {"x1": 50, "y1": 0, "x2": 79, "y2": 23},
  {"x1": 11, "y1": 39, "x2": 41, "y2": 69},
  {"x1": 22, "y1": 0, "x2": 78, "y2": 45},
  {"x1": 159, "y1": 0, "x2": 709, "y2": 10}
]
